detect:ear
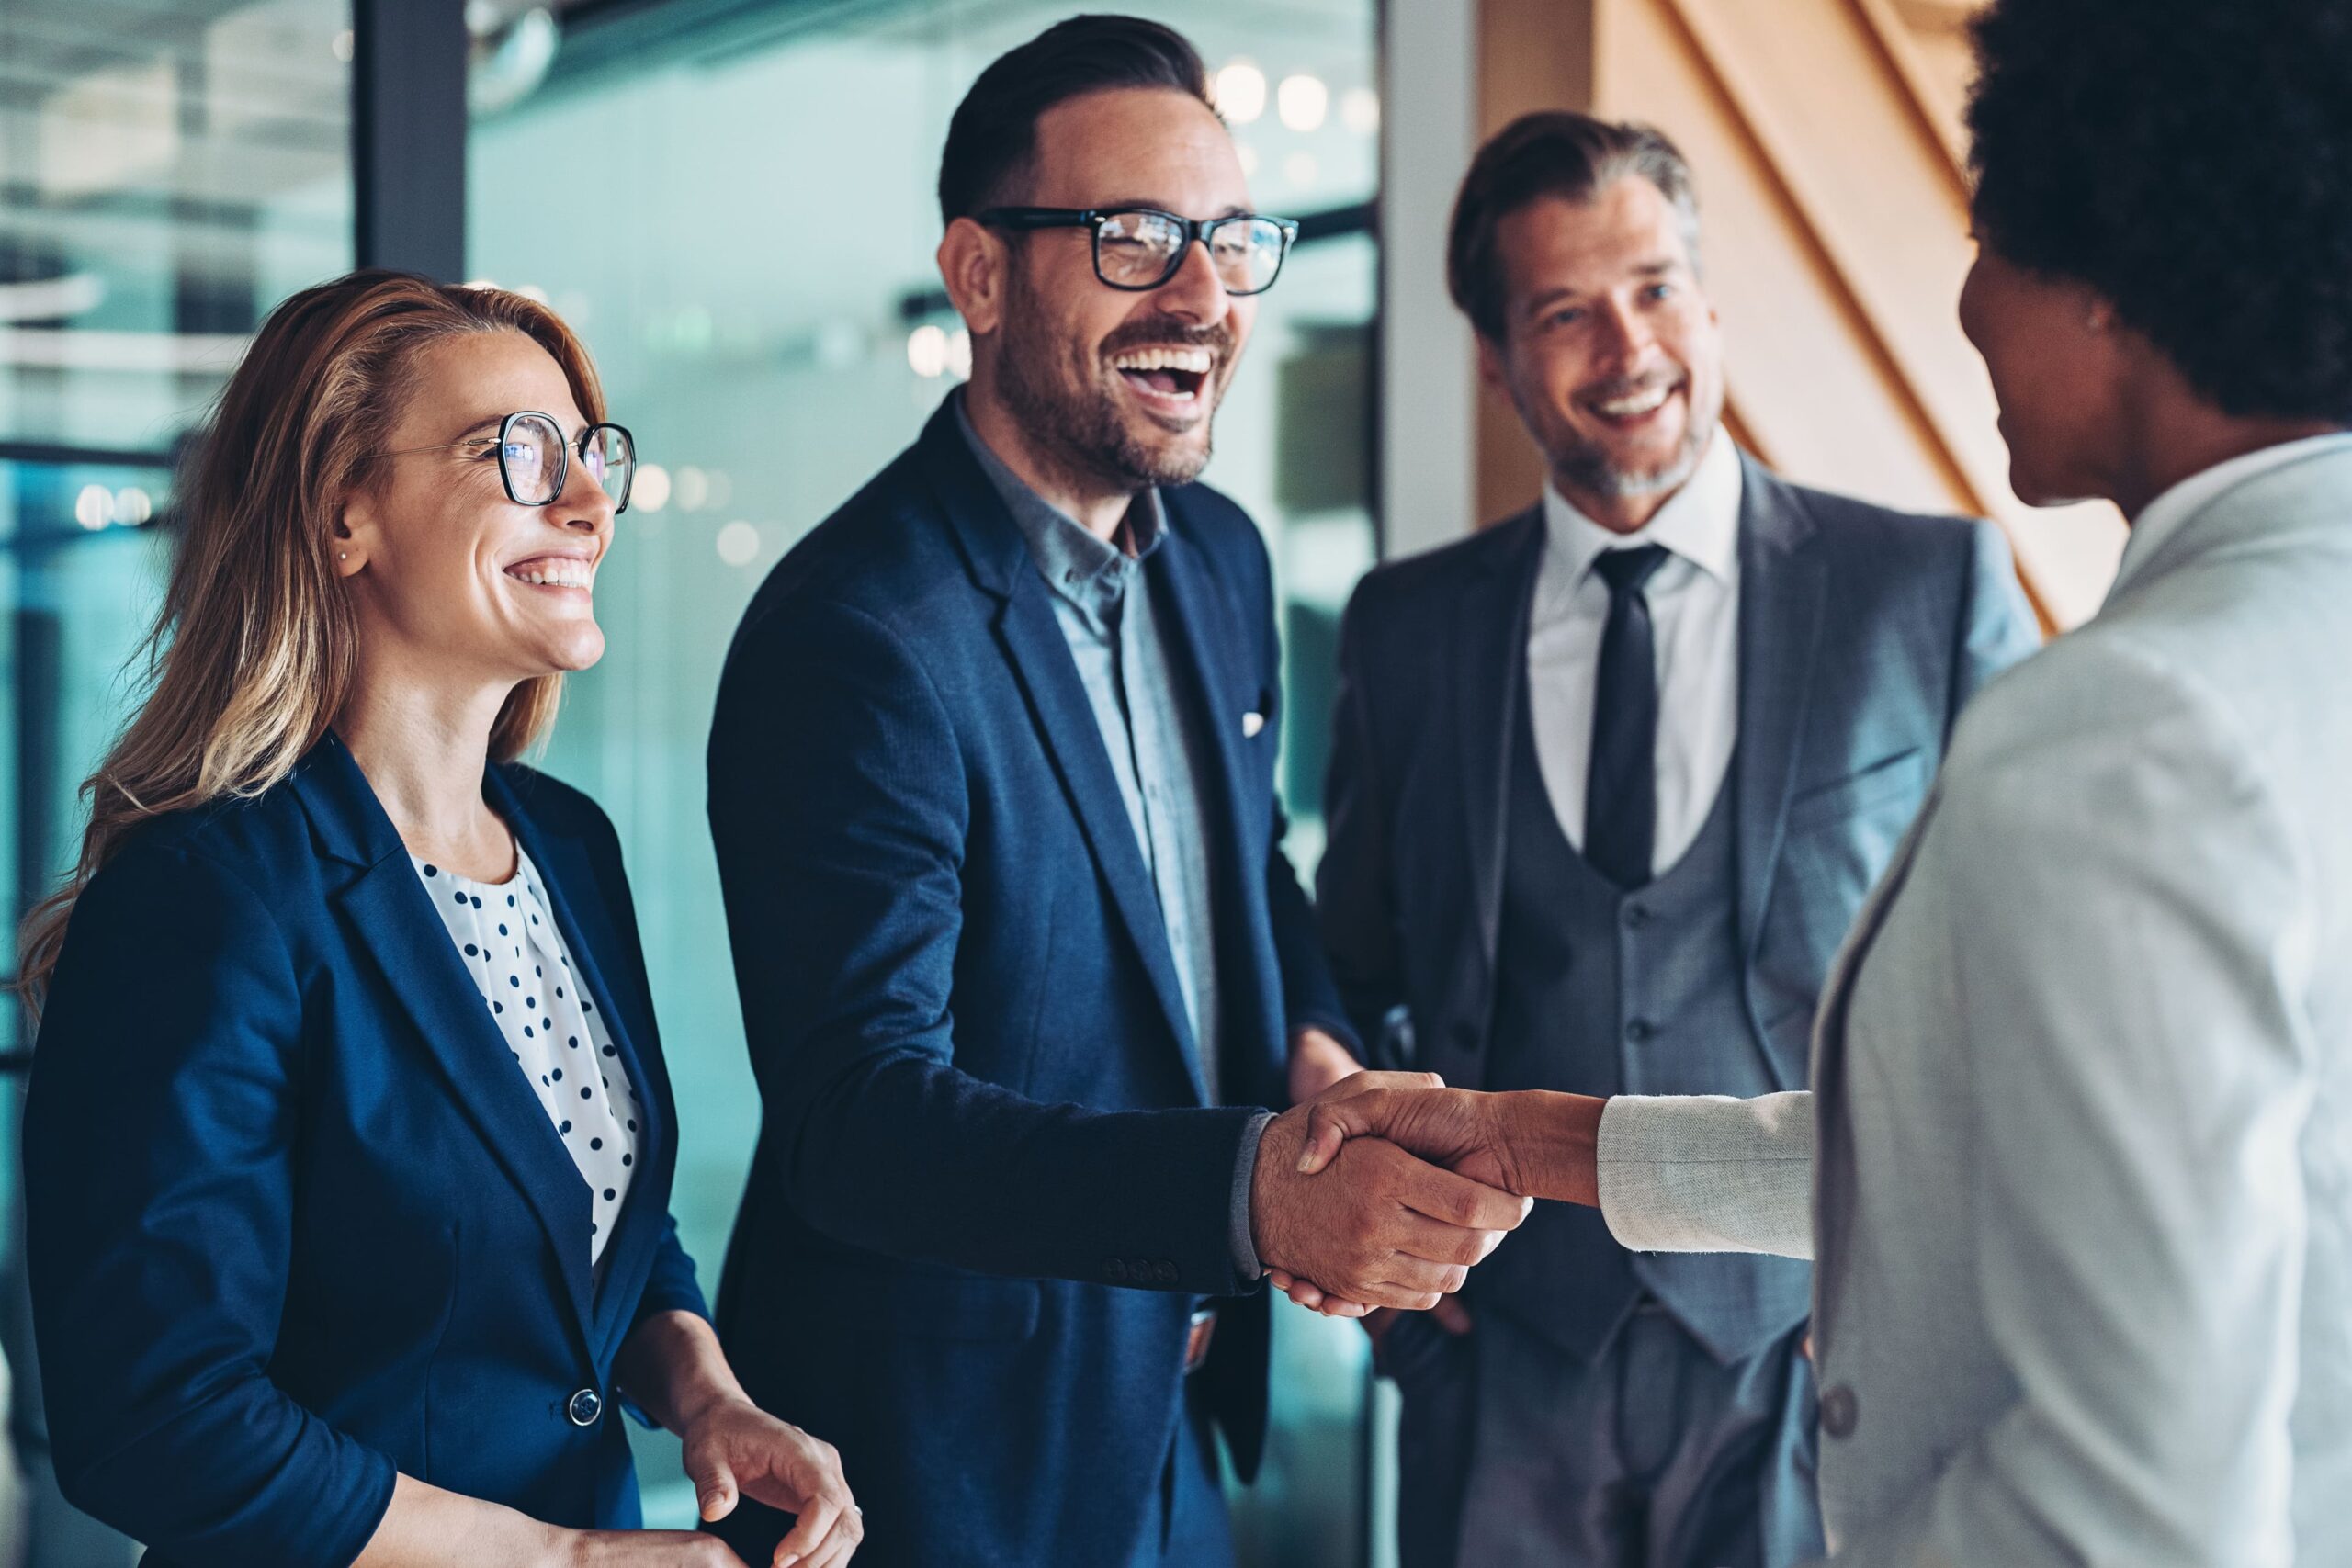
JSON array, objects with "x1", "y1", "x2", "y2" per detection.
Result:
[
  {"x1": 938, "y1": 216, "x2": 1010, "y2": 337},
  {"x1": 332, "y1": 487, "x2": 377, "y2": 578},
  {"x1": 1475, "y1": 333, "x2": 1511, "y2": 399}
]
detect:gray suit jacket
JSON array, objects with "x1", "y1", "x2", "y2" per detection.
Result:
[
  {"x1": 1600, "y1": 437, "x2": 2352, "y2": 1564},
  {"x1": 1317, "y1": 453, "x2": 2036, "y2": 1362}
]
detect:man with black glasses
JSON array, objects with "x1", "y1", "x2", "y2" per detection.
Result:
[{"x1": 705, "y1": 17, "x2": 1529, "y2": 1567}]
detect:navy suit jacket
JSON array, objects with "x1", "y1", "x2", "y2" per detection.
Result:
[
  {"x1": 707, "y1": 403, "x2": 1354, "y2": 1567},
  {"x1": 24, "y1": 736, "x2": 707, "y2": 1568},
  {"x1": 1320, "y1": 458, "x2": 2040, "y2": 1345}
]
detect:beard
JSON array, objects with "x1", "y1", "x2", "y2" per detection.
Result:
[
  {"x1": 993, "y1": 263, "x2": 1228, "y2": 493},
  {"x1": 1544, "y1": 371, "x2": 1717, "y2": 500}
]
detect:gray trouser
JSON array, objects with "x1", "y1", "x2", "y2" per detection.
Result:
[{"x1": 1387, "y1": 1300, "x2": 1823, "y2": 1568}]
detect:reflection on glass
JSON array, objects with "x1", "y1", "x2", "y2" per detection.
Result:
[
  {"x1": 470, "y1": 3, "x2": 1377, "y2": 1558},
  {"x1": 0, "y1": 5, "x2": 354, "y2": 1561}
]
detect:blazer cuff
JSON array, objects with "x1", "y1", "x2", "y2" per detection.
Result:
[
  {"x1": 1228, "y1": 1111, "x2": 1276, "y2": 1280},
  {"x1": 1595, "y1": 1092, "x2": 1818, "y2": 1260}
]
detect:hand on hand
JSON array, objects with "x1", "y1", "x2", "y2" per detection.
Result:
[
  {"x1": 1249, "y1": 1072, "x2": 1530, "y2": 1316},
  {"x1": 680, "y1": 1396, "x2": 861, "y2": 1567},
  {"x1": 1268, "y1": 1083, "x2": 1532, "y2": 1318}
]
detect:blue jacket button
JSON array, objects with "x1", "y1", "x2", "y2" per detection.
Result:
[{"x1": 567, "y1": 1388, "x2": 604, "y2": 1427}]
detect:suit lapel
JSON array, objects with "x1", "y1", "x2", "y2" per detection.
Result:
[
  {"x1": 1150, "y1": 512, "x2": 1279, "y2": 1094},
  {"x1": 492, "y1": 771, "x2": 673, "y2": 1352},
  {"x1": 1732, "y1": 461, "x2": 1827, "y2": 977},
  {"x1": 297, "y1": 741, "x2": 596, "y2": 1344},
  {"x1": 1456, "y1": 511, "x2": 1545, "y2": 1019},
  {"x1": 924, "y1": 408, "x2": 1204, "y2": 1101}
]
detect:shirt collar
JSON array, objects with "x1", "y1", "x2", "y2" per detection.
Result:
[
  {"x1": 2118, "y1": 432, "x2": 2352, "y2": 597},
  {"x1": 1540, "y1": 428, "x2": 1743, "y2": 590},
  {"x1": 952, "y1": 390, "x2": 1166, "y2": 611}
]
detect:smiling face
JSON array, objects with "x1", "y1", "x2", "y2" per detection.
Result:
[
  {"x1": 1480, "y1": 177, "x2": 1724, "y2": 530},
  {"x1": 964, "y1": 85, "x2": 1258, "y2": 498},
  {"x1": 338, "y1": 329, "x2": 615, "y2": 692}
]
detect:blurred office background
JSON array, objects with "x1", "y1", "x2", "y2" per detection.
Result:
[{"x1": 0, "y1": 0, "x2": 2118, "y2": 1562}]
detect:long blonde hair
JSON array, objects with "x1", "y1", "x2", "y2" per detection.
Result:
[{"x1": 16, "y1": 269, "x2": 608, "y2": 1017}]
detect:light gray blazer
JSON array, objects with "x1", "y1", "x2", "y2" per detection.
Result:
[{"x1": 1596, "y1": 437, "x2": 2352, "y2": 1565}]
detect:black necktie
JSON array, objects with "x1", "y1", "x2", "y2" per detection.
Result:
[{"x1": 1586, "y1": 545, "x2": 1671, "y2": 889}]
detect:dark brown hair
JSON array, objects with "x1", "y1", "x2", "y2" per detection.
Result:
[
  {"x1": 1447, "y1": 111, "x2": 1701, "y2": 343},
  {"x1": 937, "y1": 14, "x2": 1213, "y2": 223}
]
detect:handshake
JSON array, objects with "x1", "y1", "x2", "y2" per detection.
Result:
[{"x1": 1244, "y1": 1073, "x2": 1606, "y2": 1317}]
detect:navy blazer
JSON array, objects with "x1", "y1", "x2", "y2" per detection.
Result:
[
  {"x1": 707, "y1": 402, "x2": 1355, "y2": 1567},
  {"x1": 1321, "y1": 454, "x2": 2041, "y2": 1100},
  {"x1": 24, "y1": 736, "x2": 707, "y2": 1568}
]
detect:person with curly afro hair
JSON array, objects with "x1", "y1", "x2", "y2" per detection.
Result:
[{"x1": 1279, "y1": 1, "x2": 2352, "y2": 1561}]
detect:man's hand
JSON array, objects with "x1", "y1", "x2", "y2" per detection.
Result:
[
  {"x1": 1288, "y1": 1026, "x2": 1362, "y2": 1104},
  {"x1": 1250, "y1": 1074, "x2": 1531, "y2": 1314},
  {"x1": 1297, "y1": 1084, "x2": 1527, "y2": 1192},
  {"x1": 1268, "y1": 1085, "x2": 1605, "y2": 1317}
]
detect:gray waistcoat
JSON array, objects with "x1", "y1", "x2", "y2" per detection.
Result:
[{"x1": 1473, "y1": 679, "x2": 1812, "y2": 1366}]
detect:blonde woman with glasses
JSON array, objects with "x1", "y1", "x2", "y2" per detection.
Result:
[{"x1": 17, "y1": 271, "x2": 859, "y2": 1568}]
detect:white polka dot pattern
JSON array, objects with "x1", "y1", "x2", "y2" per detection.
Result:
[{"x1": 412, "y1": 848, "x2": 640, "y2": 1269}]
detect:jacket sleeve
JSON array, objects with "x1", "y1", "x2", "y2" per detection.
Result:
[
  {"x1": 708, "y1": 599, "x2": 1261, "y2": 1296},
  {"x1": 24, "y1": 843, "x2": 397, "y2": 1568},
  {"x1": 1950, "y1": 519, "x2": 2043, "y2": 723},
  {"x1": 1832, "y1": 639, "x2": 2305, "y2": 1567},
  {"x1": 1593, "y1": 1092, "x2": 1817, "y2": 1258},
  {"x1": 1315, "y1": 577, "x2": 1412, "y2": 1063}
]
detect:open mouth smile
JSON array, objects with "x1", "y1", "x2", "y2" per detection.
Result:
[
  {"x1": 1112, "y1": 344, "x2": 1215, "y2": 410},
  {"x1": 505, "y1": 556, "x2": 595, "y2": 592},
  {"x1": 1581, "y1": 379, "x2": 1681, "y2": 430}
]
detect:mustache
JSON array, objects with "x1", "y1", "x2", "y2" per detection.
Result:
[
  {"x1": 1577, "y1": 370, "x2": 1685, "y2": 403},
  {"x1": 1099, "y1": 319, "x2": 1237, "y2": 362}
]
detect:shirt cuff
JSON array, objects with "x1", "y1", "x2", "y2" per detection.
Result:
[{"x1": 1228, "y1": 1110, "x2": 1276, "y2": 1280}]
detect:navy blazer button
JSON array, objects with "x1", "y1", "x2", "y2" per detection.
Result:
[
  {"x1": 1623, "y1": 903, "x2": 1651, "y2": 930},
  {"x1": 1820, "y1": 1384, "x2": 1858, "y2": 1438},
  {"x1": 1105, "y1": 1259, "x2": 1129, "y2": 1283},
  {"x1": 1624, "y1": 1020, "x2": 1654, "y2": 1044},
  {"x1": 567, "y1": 1389, "x2": 603, "y2": 1427},
  {"x1": 1155, "y1": 1260, "x2": 1179, "y2": 1286}
]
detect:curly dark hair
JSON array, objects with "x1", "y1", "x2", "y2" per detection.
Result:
[{"x1": 1968, "y1": 0, "x2": 2352, "y2": 422}]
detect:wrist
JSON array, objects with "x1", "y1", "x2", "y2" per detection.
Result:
[{"x1": 1504, "y1": 1090, "x2": 1603, "y2": 1206}]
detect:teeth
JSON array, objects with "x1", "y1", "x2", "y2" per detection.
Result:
[
  {"x1": 1112, "y1": 346, "x2": 1214, "y2": 375},
  {"x1": 1592, "y1": 386, "x2": 1672, "y2": 418},
  {"x1": 508, "y1": 560, "x2": 594, "y2": 589}
]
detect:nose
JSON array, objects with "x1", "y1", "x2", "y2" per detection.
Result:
[
  {"x1": 1593, "y1": 297, "x2": 1657, "y2": 375},
  {"x1": 551, "y1": 441, "x2": 616, "y2": 536},
  {"x1": 1152, "y1": 232, "x2": 1232, "y2": 326}
]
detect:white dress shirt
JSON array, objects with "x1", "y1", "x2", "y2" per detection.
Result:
[
  {"x1": 413, "y1": 847, "x2": 641, "y2": 1271},
  {"x1": 1528, "y1": 432, "x2": 1745, "y2": 875}
]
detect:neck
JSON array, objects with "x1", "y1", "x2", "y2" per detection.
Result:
[
  {"x1": 334, "y1": 658, "x2": 515, "y2": 871},
  {"x1": 962, "y1": 377, "x2": 1136, "y2": 541},
  {"x1": 2114, "y1": 410, "x2": 2348, "y2": 522}
]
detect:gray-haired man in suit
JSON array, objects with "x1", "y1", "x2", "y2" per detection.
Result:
[{"x1": 1302, "y1": 112, "x2": 2039, "y2": 1567}]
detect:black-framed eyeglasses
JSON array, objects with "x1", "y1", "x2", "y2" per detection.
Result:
[
  {"x1": 379, "y1": 411, "x2": 636, "y2": 513},
  {"x1": 978, "y1": 207, "x2": 1300, "y2": 296}
]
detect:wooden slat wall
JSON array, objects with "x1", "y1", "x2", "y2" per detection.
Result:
[{"x1": 1472, "y1": 0, "x2": 2128, "y2": 628}]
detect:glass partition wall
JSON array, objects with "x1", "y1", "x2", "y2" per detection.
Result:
[
  {"x1": 469, "y1": 0, "x2": 1382, "y2": 1558},
  {"x1": 0, "y1": 2, "x2": 353, "y2": 1560}
]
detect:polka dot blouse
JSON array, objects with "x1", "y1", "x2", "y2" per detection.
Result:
[{"x1": 413, "y1": 848, "x2": 640, "y2": 1270}]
